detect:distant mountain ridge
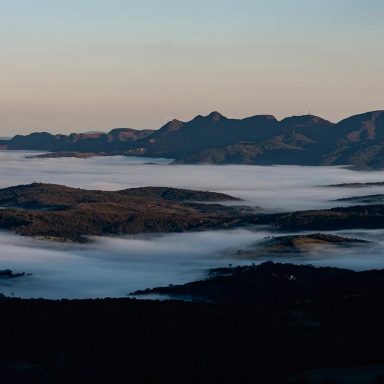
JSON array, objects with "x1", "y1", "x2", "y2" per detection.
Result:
[
  {"x1": 1, "y1": 110, "x2": 384, "y2": 168},
  {"x1": 0, "y1": 128, "x2": 154, "y2": 152}
]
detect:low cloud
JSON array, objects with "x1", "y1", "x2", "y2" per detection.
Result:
[
  {"x1": 1, "y1": 227, "x2": 383, "y2": 299},
  {"x1": 2, "y1": 151, "x2": 384, "y2": 211},
  {"x1": 0, "y1": 229, "x2": 267, "y2": 299},
  {"x1": 0, "y1": 151, "x2": 384, "y2": 298}
]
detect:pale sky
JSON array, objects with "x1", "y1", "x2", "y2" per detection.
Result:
[{"x1": 1, "y1": 0, "x2": 383, "y2": 135}]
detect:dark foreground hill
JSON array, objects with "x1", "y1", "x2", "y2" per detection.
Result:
[
  {"x1": 3, "y1": 262, "x2": 384, "y2": 383},
  {"x1": 2, "y1": 110, "x2": 384, "y2": 168},
  {"x1": 133, "y1": 261, "x2": 384, "y2": 303}
]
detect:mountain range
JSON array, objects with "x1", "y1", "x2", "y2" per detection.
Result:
[{"x1": 1, "y1": 110, "x2": 384, "y2": 168}]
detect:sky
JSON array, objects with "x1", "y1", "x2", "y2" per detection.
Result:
[{"x1": 0, "y1": 0, "x2": 383, "y2": 135}]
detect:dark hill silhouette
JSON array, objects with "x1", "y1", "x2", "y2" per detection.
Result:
[
  {"x1": 5, "y1": 262, "x2": 384, "y2": 383},
  {"x1": 172, "y1": 111, "x2": 384, "y2": 167},
  {"x1": 0, "y1": 127, "x2": 154, "y2": 152},
  {"x1": 1, "y1": 110, "x2": 384, "y2": 168}
]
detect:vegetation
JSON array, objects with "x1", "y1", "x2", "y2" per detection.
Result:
[
  {"x1": 235, "y1": 233, "x2": 368, "y2": 258},
  {"x1": 255, "y1": 204, "x2": 384, "y2": 231},
  {"x1": 1, "y1": 262, "x2": 384, "y2": 383},
  {"x1": 0, "y1": 183, "x2": 245, "y2": 241}
]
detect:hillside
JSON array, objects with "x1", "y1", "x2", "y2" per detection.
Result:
[
  {"x1": 255, "y1": 204, "x2": 384, "y2": 231},
  {"x1": 235, "y1": 233, "x2": 368, "y2": 258},
  {"x1": 0, "y1": 183, "x2": 246, "y2": 241},
  {"x1": 132, "y1": 261, "x2": 380, "y2": 303},
  {"x1": 2, "y1": 182, "x2": 384, "y2": 241},
  {"x1": 173, "y1": 111, "x2": 384, "y2": 167}
]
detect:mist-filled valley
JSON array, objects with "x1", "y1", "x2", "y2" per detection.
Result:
[
  {"x1": 3, "y1": 2, "x2": 384, "y2": 382},
  {"x1": 1, "y1": 150, "x2": 384, "y2": 299}
]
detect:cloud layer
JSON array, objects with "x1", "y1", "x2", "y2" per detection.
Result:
[
  {"x1": 3, "y1": 151, "x2": 384, "y2": 210},
  {"x1": 0, "y1": 151, "x2": 384, "y2": 298}
]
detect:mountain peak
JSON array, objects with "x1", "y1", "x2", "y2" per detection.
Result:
[
  {"x1": 281, "y1": 115, "x2": 333, "y2": 127},
  {"x1": 154, "y1": 119, "x2": 184, "y2": 137},
  {"x1": 168, "y1": 119, "x2": 183, "y2": 129},
  {"x1": 207, "y1": 111, "x2": 225, "y2": 122},
  {"x1": 242, "y1": 114, "x2": 278, "y2": 122},
  {"x1": 190, "y1": 111, "x2": 226, "y2": 123}
]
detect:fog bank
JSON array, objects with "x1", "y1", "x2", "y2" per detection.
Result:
[
  {"x1": 2, "y1": 151, "x2": 384, "y2": 211},
  {"x1": 0, "y1": 151, "x2": 384, "y2": 298}
]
